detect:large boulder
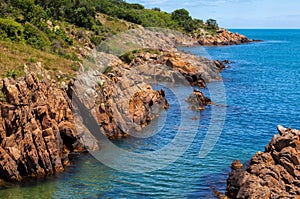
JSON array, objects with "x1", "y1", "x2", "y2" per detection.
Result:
[{"x1": 225, "y1": 126, "x2": 300, "y2": 198}]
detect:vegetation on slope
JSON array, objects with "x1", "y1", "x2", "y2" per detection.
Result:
[{"x1": 0, "y1": 0, "x2": 219, "y2": 80}]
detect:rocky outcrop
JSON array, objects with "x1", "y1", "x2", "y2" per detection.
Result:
[
  {"x1": 0, "y1": 73, "x2": 85, "y2": 183},
  {"x1": 69, "y1": 52, "x2": 169, "y2": 141},
  {"x1": 198, "y1": 29, "x2": 258, "y2": 46},
  {"x1": 0, "y1": 28, "x2": 229, "y2": 183},
  {"x1": 225, "y1": 126, "x2": 300, "y2": 198},
  {"x1": 123, "y1": 49, "x2": 221, "y2": 88},
  {"x1": 186, "y1": 89, "x2": 212, "y2": 111},
  {"x1": 0, "y1": 64, "x2": 169, "y2": 183}
]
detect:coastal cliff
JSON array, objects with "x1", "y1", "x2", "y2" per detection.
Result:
[
  {"x1": 225, "y1": 126, "x2": 300, "y2": 198},
  {"x1": 0, "y1": 73, "x2": 85, "y2": 182},
  {"x1": 0, "y1": 71, "x2": 169, "y2": 182}
]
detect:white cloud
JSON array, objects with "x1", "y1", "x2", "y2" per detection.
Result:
[{"x1": 134, "y1": 0, "x2": 170, "y2": 6}]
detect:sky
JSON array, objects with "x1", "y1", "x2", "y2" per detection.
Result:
[{"x1": 126, "y1": 0, "x2": 300, "y2": 29}]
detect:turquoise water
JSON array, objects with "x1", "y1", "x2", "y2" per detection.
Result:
[{"x1": 1, "y1": 29, "x2": 300, "y2": 198}]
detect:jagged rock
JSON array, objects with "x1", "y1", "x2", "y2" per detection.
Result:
[
  {"x1": 127, "y1": 49, "x2": 221, "y2": 88},
  {"x1": 225, "y1": 126, "x2": 300, "y2": 198},
  {"x1": 186, "y1": 89, "x2": 212, "y2": 110},
  {"x1": 0, "y1": 73, "x2": 85, "y2": 182},
  {"x1": 68, "y1": 51, "x2": 169, "y2": 140},
  {"x1": 214, "y1": 60, "x2": 231, "y2": 72},
  {"x1": 0, "y1": 33, "x2": 226, "y2": 183}
]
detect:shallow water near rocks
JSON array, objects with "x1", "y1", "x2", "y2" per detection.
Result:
[{"x1": 1, "y1": 29, "x2": 300, "y2": 198}]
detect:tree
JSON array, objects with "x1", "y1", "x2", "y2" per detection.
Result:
[
  {"x1": 171, "y1": 8, "x2": 191, "y2": 21},
  {"x1": 152, "y1": 7, "x2": 161, "y2": 12},
  {"x1": 171, "y1": 8, "x2": 198, "y2": 32},
  {"x1": 206, "y1": 18, "x2": 218, "y2": 29}
]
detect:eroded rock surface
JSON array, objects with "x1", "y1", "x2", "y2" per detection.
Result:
[
  {"x1": 124, "y1": 49, "x2": 221, "y2": 88},
  {"x1": 0, "y1": 73, "x2": 84, "y2": 182},
  {"x1": 225, "y1": 126, "x2": 300, "y2": 199},
  {"x1": 68, "y1": 51, "x2": 169, "y2": 141}
]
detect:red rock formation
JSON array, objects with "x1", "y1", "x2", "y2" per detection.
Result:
[
  {"x1": 0, "y1": 73, "x2": 84, "y2": 182},
  {"x1": 225, "y1": 126, "x2": 300, "y2": 198},
  {"x1": 0, "y1": 48, "x2": 219, "y2": 183},
  {"x1": 69, "y1": 52, "x2": 169, "y2": 140},
  {"x1": 0, "y1": 68, "x2": 169, "y2": 182},
  {"x1": 126, "y1": 49, "x2": 221, "y2": 88}
]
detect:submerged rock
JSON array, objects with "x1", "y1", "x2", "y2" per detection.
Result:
[{"x1": 225, "y1": 125, "x2": 300, "y2": 198}]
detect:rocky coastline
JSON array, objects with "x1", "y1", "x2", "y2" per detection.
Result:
[
  {"x1": 0, "y1": 45, "x2": 222, "y2": 183},
  {"x1": 224, "y1": 126, "x2": 300, "y2": 198},
  {"x1": 0, "y1": 27, "x2": 258, "y2": 186}
]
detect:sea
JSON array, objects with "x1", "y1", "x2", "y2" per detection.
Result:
[{"x1": 1, "y1": 29, "x2": 300, "y2": 198}]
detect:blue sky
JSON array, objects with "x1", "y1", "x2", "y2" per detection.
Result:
[{"x1": 126, "y1": 0, "x2": 300, "y2": 28}]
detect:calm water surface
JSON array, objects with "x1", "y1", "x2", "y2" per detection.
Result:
[{"x1": 1, "y1": 29, "x2": 300, "y2": 198}]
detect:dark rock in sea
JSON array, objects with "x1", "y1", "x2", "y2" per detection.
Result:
[
  {"x1": 225, "y1": 125, "x2": 300, "y2": 198},
  {"x1": 186, "y1": 89, "x2": 212, "y2": 111},
  {"x1": 214, "y1": 60, "x2": 231, "y2": 72}
]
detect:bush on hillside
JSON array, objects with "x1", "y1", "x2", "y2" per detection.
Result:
[
  {"x1": 23, "y1": 22, "x2": 51, "y2": 50},
  {"x1": 0, "y1": 18, "x2": 24, "y2": 42}
]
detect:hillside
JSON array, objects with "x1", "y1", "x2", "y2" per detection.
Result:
[
  {"x1": 0, "y1": 0, "x2": 253, "y2": 106},
  {"x1": 0, "y1": 0, "x2": 223, "y2": 77}
]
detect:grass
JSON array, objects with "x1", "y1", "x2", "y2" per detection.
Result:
[
  {"x1": 96, "y1": 13, "x2": 132, "y2": 34},
  {"x1": 0, "y1": 40, "x2": 76, "y2": 80}
]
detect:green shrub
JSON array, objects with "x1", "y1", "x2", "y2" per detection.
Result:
[
  {"x1": 102, "y1": 65, "x2": 112, "y2": 74},
  {"x1": 28, "y1": 57, "x2": 35, "y2": 62},
  {"x1": 0, "y1": 18, "x2": 24, "y2": 42},
  {"x1": 71, "y1": 63, "x2": 79, "y2": 71},
  {"x1": 23, "y1": 22, "x2": 51, "y2": 50},
  {"x1": 6, "y1": 69, "x2": 20, "y2": 78},
  {"x1": 119, "y1": 51, "x2": 135, "y2": 64},
  {"x1": 54, "y1": 28, "x2": 73, "y2": 46},
  {"x1": 0, "y1": 90, "x2": 6, "y2": 103}
]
